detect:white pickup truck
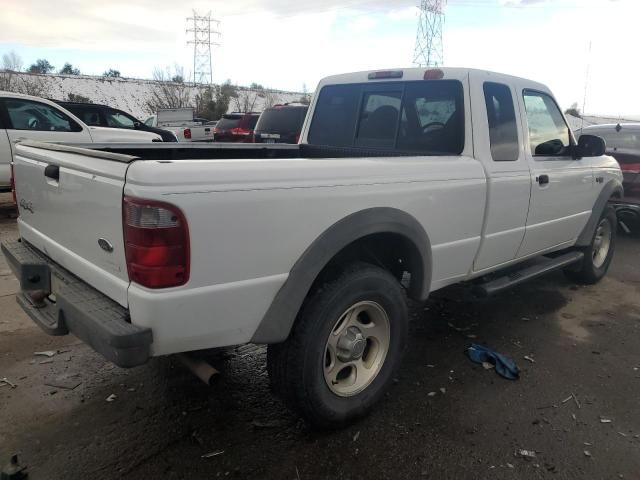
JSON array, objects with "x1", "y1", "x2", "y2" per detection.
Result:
[
  {"x1": 0, "y1": 92, "x2": 162, "y2": 192},
  {"x1": 143, "y1": 107, "x2": 213, "y2": 143},
  {"x1": 2, "y1": 68, "x2": 622, "y2": 428}
]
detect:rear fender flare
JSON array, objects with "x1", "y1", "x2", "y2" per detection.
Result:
[{"x1": 251, "y1": 208, "x2": 432, "y2": 344}]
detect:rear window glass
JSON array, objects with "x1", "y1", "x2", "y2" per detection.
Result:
[
  {"x1": 308, "y1": 80, "x2": 464, "y2": 155},
  {"x1": 217, "y1": 115, "x2": 242, "y2": 129},
  {"x1": 256, "y1": 107, "x2": 307, "y2": 133},
  {"x1": 585, "y1": 129, "x2": 640, "y2": 151},
  {"x1": 247, "y1": 115, "x2": 259, "y2": 129},
  {"x1": 483, "y1": 82, "x2": 519, "y2": 161}
]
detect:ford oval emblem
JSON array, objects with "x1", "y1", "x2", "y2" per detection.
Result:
[{"x1": 98, "y1": 238, "x2": 114, "y2": 253}]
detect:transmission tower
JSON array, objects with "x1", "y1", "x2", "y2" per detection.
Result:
[
  {"x1": 412, "y1": 0, "x2": 446, "y2": 68},
  {"x1": 186, "y1": 10, "x2": 221, "y2": 85}
]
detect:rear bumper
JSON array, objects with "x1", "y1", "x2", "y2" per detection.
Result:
[{"x1": 1, "y1": 239, "x2": 152, "y2": 367}]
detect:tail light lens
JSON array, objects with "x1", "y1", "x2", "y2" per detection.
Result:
[
  {"x1": 123, "y1": 196, "x2": 190, "y2": 288},
  {"x1": 10, "y1": 162, "x2": 16, "y2": 204},
  {"x1": 183, "y1": 128, "x2": 192, "y2": 139},
  {"x1": 230, "y1": 127, "x2": 251, "y2": 136}
]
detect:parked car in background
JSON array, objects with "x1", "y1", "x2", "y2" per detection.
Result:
[
  {"x1": 0, "y1": 91, "x2": 161, "y2": 192},
  {"x1": 54, "y1": 101, "x2": 178, "y2": 142},
  {"x1": 578, "y1": 123, "x2": 640, "y2": 231},
  {"x1": 253, "y1": 104, "x2": 308, "y2": 144},
  {"x1": 213, "y1": 112, "x2": 260, "y2": 142},
  {"x1": 144, "y1": 108, "x2": 213, "y2": 142}
]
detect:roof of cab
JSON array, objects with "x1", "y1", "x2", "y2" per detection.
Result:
[{"x1": 317, "y1": 67, "x2": 549, "y2": 92}]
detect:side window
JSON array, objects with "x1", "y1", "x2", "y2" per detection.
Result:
[
  {"x1": 5, "y1": 99, "x2": 82, "y2": 132},
  {"x1": 307, "y1": 84, "x2": 361, "y2": 146},
  {"x1": 483, "y1": 82, "x2": 519, "y2": 161},
  {"x1": 106, "y1": 112, "x2": 135, "y2": 129},
  {"x1": 523, "y1": 90, "x2": 570, "y2": 156},
  {"x1": 77, "y1": 108, "x2": 102, "y2": 126},
  {"x1": 144, "y1": 117, "x2": 154, "y2": 127}
]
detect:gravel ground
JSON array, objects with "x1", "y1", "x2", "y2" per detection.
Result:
[{"x1": 1, "y1": 192, "x2": 639, "y2": 479}]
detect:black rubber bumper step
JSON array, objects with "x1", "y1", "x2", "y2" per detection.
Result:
[{"x1": 474, "y1": 251, "x2": 584, "y2": 297}]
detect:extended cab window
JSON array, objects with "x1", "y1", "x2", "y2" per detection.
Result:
[
  {"x1": 308, "y1": 80, "x2": 464, "y2": 155},
  {"x1": 5, "y1": 99, "x2": 82, "y2": 132},
  {"x1": 523, "y1": 90, "x2": 570, "y2": 156},
  {"x1": 483, "y1": 82, "x2": 519, "y2": 161}
]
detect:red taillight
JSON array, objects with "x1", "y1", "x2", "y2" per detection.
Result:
[
  {"x1": 123, "y1": 196, "x2": 190, "y2": 289},
  {"x1": 230, "y1": 127, "x2": 251, "y2": 136},
  {"x1": 10, "y1": 162, "x2": 16, "y2": 204},
  {"x1": 621, "y1": 162, "x2": 640, "y2": 173},
  {"x1": 183, "y1": 128, "x2": 192, "y2": 139}
]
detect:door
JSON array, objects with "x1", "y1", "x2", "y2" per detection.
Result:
[
  {"x1": 0, "y1": 126, "x2": 11, "y2": 190},
  {"x1": 1, "y1": 98, "x2": 92, "y2": 152},
  {"x1": 517, "y1": 89, "x2": 593, "y2": 257},
  {"x1": 471, "y1": 78, "x2": 532, "y2": 271}
]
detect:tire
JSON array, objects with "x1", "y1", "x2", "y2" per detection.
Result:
[
  {"x1": 564, "y1": 206, "x2": 617, "y2": 284},
  {"x1": 267, "y1": 262, "x2": 408, "y2": 429}
]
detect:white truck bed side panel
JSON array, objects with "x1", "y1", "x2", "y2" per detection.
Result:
[{"x1": 125, "y1": 155, "x2": 486, "y2": 354}]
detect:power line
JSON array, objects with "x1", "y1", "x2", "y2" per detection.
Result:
[
  {"x1": 413, "y1": 0, "x2": 446, "y2": 68},
  {"x1": 186, "y1": 10, "x2": 221, "y2": 85}
]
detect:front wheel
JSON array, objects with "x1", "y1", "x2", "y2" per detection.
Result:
[
  {"x1": 564, "y1": 206, "x2": 617, "y2": 284},
  {"x1": 267, "y1": 263, "x2": 408, "y2": 429}
]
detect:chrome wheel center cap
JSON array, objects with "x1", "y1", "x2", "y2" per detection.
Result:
[{"x1": 336, "y1": 326, "x2": 366, "y2": 362}]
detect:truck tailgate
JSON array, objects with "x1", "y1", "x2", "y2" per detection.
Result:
[{"x1": 13, "y1": 142, "x2": 135, "y2": 306}]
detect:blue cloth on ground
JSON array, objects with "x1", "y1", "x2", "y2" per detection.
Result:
[{"x1": 467, "y1": 343, "x2": 520, "y2": 380}]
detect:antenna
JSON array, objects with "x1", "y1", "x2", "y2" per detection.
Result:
[
  {"x1": 413, "y1": 0, "x2": 446, "y2": 67},
  {"x1": 186, "y1": 10, "x2": 221, "y2": 85},
  {"x1": 580, "y1": 40, "x2": 592, "y2": 131}
]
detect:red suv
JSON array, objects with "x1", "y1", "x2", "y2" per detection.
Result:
[{"x1": 213, "y1": 113, "x2": 260, "y2": 143}]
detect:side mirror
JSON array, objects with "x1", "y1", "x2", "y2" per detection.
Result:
[{"x1": 574, "y1": 134, "x2": 606, "y2": 158}]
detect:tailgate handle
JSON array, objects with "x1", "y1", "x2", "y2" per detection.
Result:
[{"x1": 44, "y1": 164, "x2": 60, "y2": 181}]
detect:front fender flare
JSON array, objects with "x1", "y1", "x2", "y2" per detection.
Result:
[
  {"x1": 575, "y1": 179, "x2": 623, "y2": 247},
  {"x1": 251, "y1": 208, "x2": 432, "y2": 344}
]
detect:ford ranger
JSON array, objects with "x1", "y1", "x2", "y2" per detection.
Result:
[{"x1": 1, "y1": 68, "x2": 623, "y2": 428}]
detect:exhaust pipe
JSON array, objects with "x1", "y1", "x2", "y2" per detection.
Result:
[{"x1": 177, "y1": 354, "x2": 220, "y2": 386}]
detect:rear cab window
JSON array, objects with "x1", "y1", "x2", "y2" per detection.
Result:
[
  {"x1": 4, "y1": 99, "x2": 82, "y2": 132},
  {"x1": 308, "y1": 80, "x2": 465, "y2": 155},
  {"x1": 217, "y1": 115, "x2": 242, "y2": 130}
]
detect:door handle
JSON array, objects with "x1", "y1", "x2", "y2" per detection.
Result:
[
  {"x1": 44, "y1": 164, "x2": 60, "y2": 181},
  {"x1": 536, "y1": 174, "x2": 549, "y2": 186}
]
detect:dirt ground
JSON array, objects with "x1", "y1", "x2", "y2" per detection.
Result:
[{"x1": 1, "y1": 192, "x2": 639, "y2": 480}]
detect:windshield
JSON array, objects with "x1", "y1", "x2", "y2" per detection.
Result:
[{"x1": 255, "y1": 107, "x2": 307, "y2": 134}]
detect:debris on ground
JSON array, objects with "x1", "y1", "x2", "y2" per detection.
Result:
[
  {"x1": 44, "y1": 375, "x2": 81, "y2": 391},
  {"x1": 38, "y1": 359, "x2": 54, "y2": 365},
  {"x1": 523, "y1": 355, "x2": 536, "y2": 363},
  {"x1": 251, "y1": 419, "x2": 286, "y2": 429},
  {"x1": 506, "y1": 463, "x2": 514, "y2": 469},
  {"x1": 1, "y1": 454, "x2": 28, "y2": 480},
  {"x1": 482, "y1": 362, "x2": 494, "y2": 370},
  {"x1": 584, "y1": 450, "x2": 592, "y2": 457},
  {"x1": 427, "y1": 391, "x2": 437, "y2": 397},
  {"x1": 439, "y1": 387, "x2": 446, "y2": 394},
  {"x1": 517, "y1": 449, "x2": 537, "y2": 460},
  {"x1": 572, "y1": 392, "x2": 581, "y2": 409},
  {"x1": 201, "y1": 450, "x2": 224, "y2": 459},
  {"x1": 0, "y1": 377, "x2": 17, "y2": 388},
  {"x1": 600, "y1": 417, "x2": 613, "y2": 424},
  {"x1": 33, "y1": 350, "x2": 57, "y2": 358},
  {"x1": 105, "y1": 394, "x2": 117, "y2": 403},
  {"x1": 353, "y1": 431, "x2": 360, "y2": 442},
  {"x1": 562, "y1": 395, "x2": 573, "y2": 404},
  {"x1": 466, "y1": 344, "x2": 520, "y2": 380}
]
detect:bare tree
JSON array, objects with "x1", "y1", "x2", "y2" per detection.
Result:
[
  {"x1": 145, "y1": 66, "x2": 192, "y2": 113},
  {"x1": 232, "y1": 87, "x2": 261, "y2": 113},
  {"x1": 2, "y1": 51, "x2": 23, "y2": 71}
]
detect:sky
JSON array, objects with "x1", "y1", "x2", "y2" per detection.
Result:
[{"x1": 0, "y1": 0, "x2": 638, "y2": 116}]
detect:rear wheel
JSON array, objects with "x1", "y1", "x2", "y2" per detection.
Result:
[
  {"x1": 267, "y1": 263, "x2": 408, "y2": 429},
  {"x1": 564, "y1": 206, "x2": 617, "y2": 284}
]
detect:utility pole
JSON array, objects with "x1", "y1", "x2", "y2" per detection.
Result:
[
  {"x1": 186, "y1": 10, "x2": 221, "y2": 85},
  {"x1": 412, "y1": 0, "x2": 446, "y2": 68}
]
